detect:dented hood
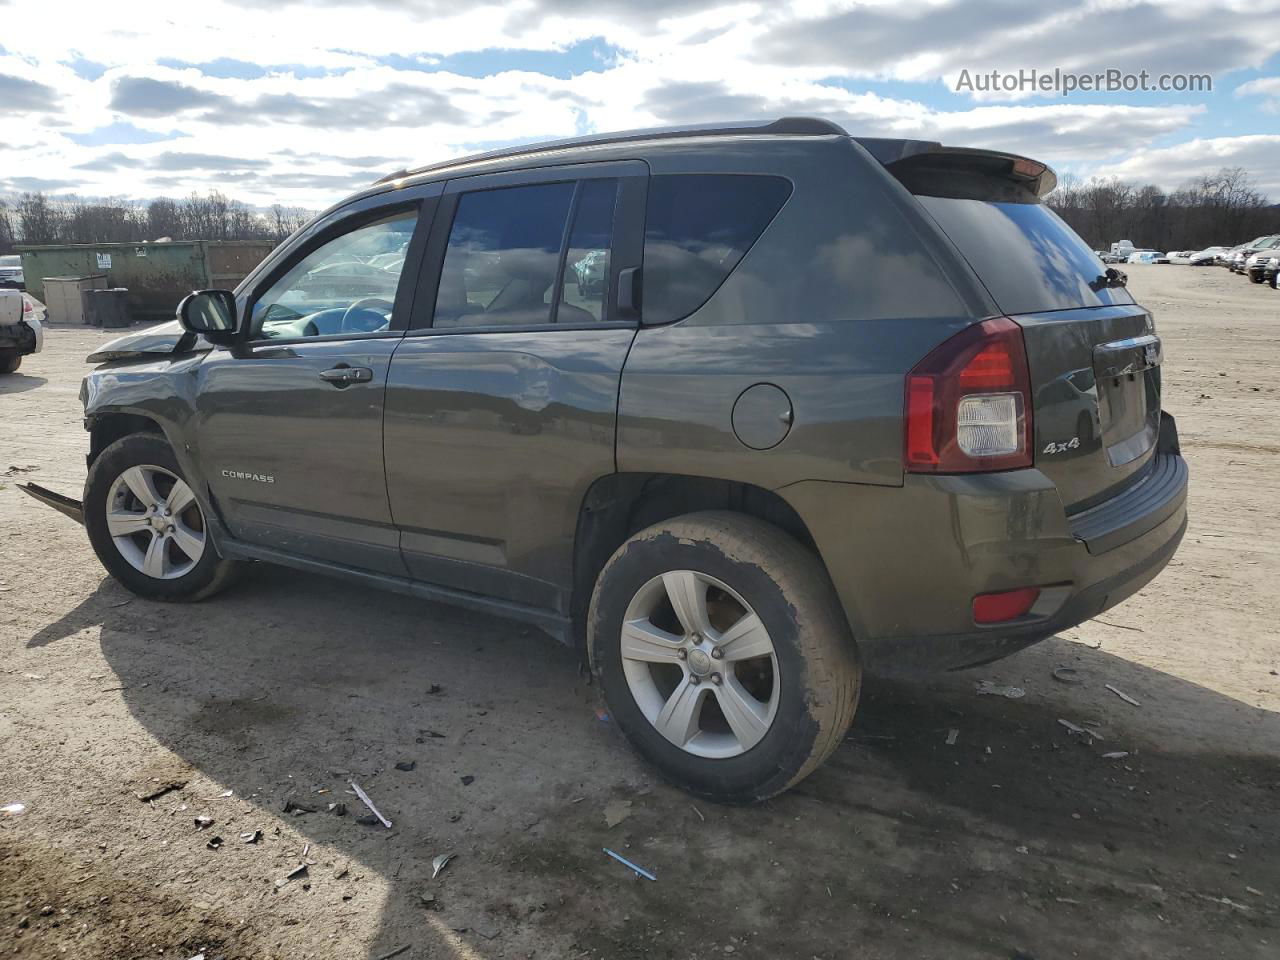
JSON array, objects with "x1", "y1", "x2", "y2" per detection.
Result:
[{"x1": 86, "y1": 320, "x2": 211, "y2": 363}]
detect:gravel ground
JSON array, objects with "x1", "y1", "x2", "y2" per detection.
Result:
[{"x1": 1, "y1": 263, "x2": 1278, "y2": 960}]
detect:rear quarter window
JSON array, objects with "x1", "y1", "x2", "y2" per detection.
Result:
[
  {"x1": 918, "y1": 197, "x2": 1135, "y2": 315},
  {"x1": 643, "y1": 174, "x2": 792, "y2": 325}
]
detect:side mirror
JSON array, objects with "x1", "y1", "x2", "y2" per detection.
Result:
[{"x1": 178, "y1": 289, "x2": 238, "y2": 343}]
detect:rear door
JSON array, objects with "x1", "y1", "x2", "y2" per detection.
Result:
[
  {"x1": 382, "y1": 161, "x2": 646, "y2": 612},
  {"x1": 911, "y1": 185, "x2": 1160, "y2": 512}
]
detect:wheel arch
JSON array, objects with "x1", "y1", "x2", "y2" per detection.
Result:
[
  {"x1": 571, "y1": 473, "x2": 833, "y2": 653},
  {"x1": 87, "y1": 411, "x2": 166, "y2": 467}
]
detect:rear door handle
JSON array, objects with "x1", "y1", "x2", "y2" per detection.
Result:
[{"x1": 319, "y1": 365, "x2": 373, "y2": 386}]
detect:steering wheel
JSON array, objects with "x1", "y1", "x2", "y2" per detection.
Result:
[{"x1": 340, "y1": 297, "x2": 394, "y2": 333}]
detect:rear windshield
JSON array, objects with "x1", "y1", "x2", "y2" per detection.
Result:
[{"x1": 917, "y1": 197, "x2": 1134, "y2": 315}]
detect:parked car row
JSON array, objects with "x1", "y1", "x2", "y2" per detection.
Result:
[{"x1": 1093, "y1": 236, "x2": 1280, "y2": 288}]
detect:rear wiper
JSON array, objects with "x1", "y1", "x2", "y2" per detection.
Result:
[{"x1": 1090, "y1": 267, "x2": 1127, "y2": 291}]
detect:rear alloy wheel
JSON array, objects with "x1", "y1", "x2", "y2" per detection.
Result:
[
  {"x1": 84, "y1": 433, "x2": 237, "y2": 601},
  {"x1": 590, "y1": 511, "x2": 860, "y2": 803}
]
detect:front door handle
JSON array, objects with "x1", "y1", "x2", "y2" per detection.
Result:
[{"x1": 319, "y1": 365, "x2": 373, "y2": 386}]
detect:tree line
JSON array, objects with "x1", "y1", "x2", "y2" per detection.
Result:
[
  {"x1": 0, "y1": 191, "x2": 313, "y2": 254},
  {"x1": 1045, "y1": 167, "x2": 1280, "y2": 251}
]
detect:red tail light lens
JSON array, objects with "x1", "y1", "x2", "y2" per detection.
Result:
[
  {"x1": 973, "y1": 587, "x2": 1041, "y2": 624},
  {"x1": 904, "y1": 317, "x2": 1033, "y2": 473}
]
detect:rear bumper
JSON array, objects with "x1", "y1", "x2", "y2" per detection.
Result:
[{"x1": 779, "y1": 414, "x2": 1188, "y2": 674}]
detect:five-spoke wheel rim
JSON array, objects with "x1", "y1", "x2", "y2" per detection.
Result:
[
  {"x1": 105, "y1": 465, "x2": 206, "y2": 580},
  {"x1": 620, "y1": 570, "x2": 779, "y2": 759}
]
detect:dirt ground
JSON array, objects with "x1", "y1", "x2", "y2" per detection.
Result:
[{"x1": 1, "y1": 263, "x2": 1278, "y2": 960}]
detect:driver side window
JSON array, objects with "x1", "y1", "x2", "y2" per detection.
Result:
[{"x1": 251, "y1": 211, "x2": 418, "y2": 340}]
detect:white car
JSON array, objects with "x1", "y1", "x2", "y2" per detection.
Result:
[
  {"x1": 1189, "y1": 246, "x2": 1228, "y2": 265},
  {"x1": 0, "y1": 254, "x2": 23, "y2": 290},
  {"x1": 1127, "y1": 250, "x2": 1163, "y2": 264},
  {"x1": 0, "y1": 289, "x2": 44, "y2": 373}
]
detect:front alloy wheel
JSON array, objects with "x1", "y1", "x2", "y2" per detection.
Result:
[
  {"x1": 105, "y1": 465, "x2": 206, "y2": 579},
  {"x1": 84, "y1": 433, "x2": 237, "y2": 602}
]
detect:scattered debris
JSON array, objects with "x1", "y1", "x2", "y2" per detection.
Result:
[
  {"x1": 1052, "y1": 666, "x2": 1083, "y2": 685},
  {"x1": 1196, "y1": 893, "x2": 1251, "y2": 913},
  {"x1": 193, "y1": 816, "x2": 214, "y2": 830},
  {"x1": 595, "y1": 708, "x2": 611, "y2": 724},
  {"x1": 240, "y1": 830, "x2": 262, "y2": 844},
  {"x1": 350, "y1": 780, "x2": 392, "y2": 829},
  {"x1": 1, "y1": 802, "x2": 26, "y2": 817},
  {"x1": 427, "y1": 684, "x2": 443, "y2": 695},
  {"x1": 1057, "y1": 718, "x2": 1106, "y2": 741},
  {"x1": 420, "y1": 729, "x2": 446, "y2": 739},
  {"x1": 282, "y1": 799, "x2": 316, "y2": 815},
  {"x1": 23, "y1": 673, "x2": 45, "y2": 681},
  {"x1": 431, "y1": 853, "x2": 455, "y2": 879},
  {"x1": 1093, "y1": 619, "x2": 1144, "y2": 633},
  {"x1": 373, "y1": 946, "x2": 412, "y2": 960},
  {"x1": 419, "y1": 893, "x2": 437, "y2": 908},
  {"x1": 470, "y1": 921, "x2": 500, "y2": 940},
  {"x1": 328, "y1": 802, "x2": 347, "y2": 817},
  {"x1": 1105, "y1": 683, "x2": 1141, "y2": 707},
  {"x1": 603, "y1": 847, "x2": 657, "y2": 881},
  {"x1": 205, "y1": 836, "x2": 223, "y2": 850},
  {"x1": 691, "y1": 805, "x2": 705, "y2": 822},
  {"x1": 1102, "y1": 751, "x2": 1130, "y2": 760},
  {"x1": 394, "y1": 761, "x2": 416, "y2": 772},
  {"x1": 945, "y1": 728, "x2": 959, "y2": 746},
  {"x1": 275, "y1": 864, "x2": 308, "y2": 889},
  {"x1": 356, "y1": 815, "x2": 381, "y2": 826},
  {"x1": 975, "y1": 680, "x2": 1025, "y2": 699},
  {"x1": 460, "y1": 775, "x2": 475, "y2": 786},
  {"x1": 604, "y1": 799, "x2": 633, "y2": 828},
  {"x1": 1246, "y1": 887, "x2": 1263, "y2": 897}
]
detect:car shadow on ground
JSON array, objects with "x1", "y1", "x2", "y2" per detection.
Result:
[
  {"x1": 0, "y1": 373, "x2": 48, "y2": 395},
  {"x1": 21, "y1": 566, "x2": 1280, "y2": 959}
]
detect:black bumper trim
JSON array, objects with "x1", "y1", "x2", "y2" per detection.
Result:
[{"x1": 18, "y1": 482, "x2": 84, "y2": 524}]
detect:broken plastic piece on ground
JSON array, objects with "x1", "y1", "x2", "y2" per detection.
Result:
[
  {"x1": 1057, "y1": 718, "x2": 1106, "y2": 741},
  {"x1": 282, "y1": 799, "x2": 316, "y2": 815},
  {"x1": 1102, "y1": 751, "x2": 1130, "y2": 759},
  {"x1": 431, "y1": 853, "x2": 455, "y2": 879},
  {"x1": 945, "y1": 728, "x2": 959, "y2": 745},
  {"x1": 240, "y1": 830, "x2": 262, "y2": 844},
  {"x1": 193, "y1": 815, "x2": 213, "y2": 830},
  {"x1": 1052, "y1": 666, "x2": 1083, "y2": 684},
  {"x1": 275, "y1": 864, "x2": 308, "y2": 889},
  {"x1": 205, "y1": 836, "x2": 223, "y2": 850},
  {"x1": 1, "y1": 802, "x2": 26, "y2": 817},
  {"x1": 394, "y1": 761, "x2": 416, "y2": 772},
  {"x1": 595, "y1": 708, "x2": 611, "y2": 723},
  {"x1": 603, "y1": 847, "x2": 657, "y2": 881},
  {"x1": 1105, "y1": 683, "x2": 1142, "y2": 707},
  {"x1": 350, "y1": 780, "x2": 392, "y2": 828},
  {"x1": 460, "y1": 775, "x2": 475, "y2": 786},
  {"x1": 604, "y1": 799, "x2": 633, "y2": 828},
  {"x1": 136, "y1": 781, "x2": 185, "y2": 803},
  {"x1": 975, "y1": 680, "x2": 1026, "y2": 699},
  {"x1": 329, "y1": 802, "x2": 347, "y2": 816}
]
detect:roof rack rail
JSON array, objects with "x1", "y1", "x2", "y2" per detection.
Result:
[{"x1": 374, "y1": 116, "x2": 849, "y2": 185}]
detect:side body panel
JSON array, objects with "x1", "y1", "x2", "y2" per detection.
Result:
[
  {"x1": 617, "y1": 137, "x2": 994, "y2": 489},
  {"x1": 193, "y1": 337, "x2": 406, "y2": 574},
  {"x1": 384, "y1": 329, "x2": 636, "y2": 610}
]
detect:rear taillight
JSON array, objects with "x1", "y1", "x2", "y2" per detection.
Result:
[
  {"x1": 22, "y1": 299, "x2": 31, "y2": 314},
  {"x1": 905, "y1": 317, "x2": 1032, "y2": 473},
  {"x1": 973, "y1": 586, "x2": 1040, "y2": 624}
]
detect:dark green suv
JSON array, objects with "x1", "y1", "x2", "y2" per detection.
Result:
[{"x1": 25, "y1": 118, "x2": 1187, "y2": 802}]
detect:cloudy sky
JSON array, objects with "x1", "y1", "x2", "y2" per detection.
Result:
[{"x1": 2, "y1": 0, "x2": 1279, "y2": 210}]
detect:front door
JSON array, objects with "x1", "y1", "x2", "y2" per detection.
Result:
[
  {"x1": 383, "y1": 163, "x2": 646, "y2": 612},
  {"x1": 196, "y1": 202, "x2": 428, "y2": 575}
]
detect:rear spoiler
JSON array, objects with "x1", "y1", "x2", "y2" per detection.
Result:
[{"x1": 856, "y1": 139, "x2": 1057, "y2": 201}]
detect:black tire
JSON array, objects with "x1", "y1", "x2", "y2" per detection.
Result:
[
  {"x1": 0, "y1": 350, "x2": 20, "y2": 374},
  {"x1": 84, "y1": 433, "x2": 237, "y2": 601},
  {"x1": 1249, "y1": 273, "x2": 1264, "y2": 284},
  {"x1": 588, "y1": 511, "x2": 860, "y2": 803}
]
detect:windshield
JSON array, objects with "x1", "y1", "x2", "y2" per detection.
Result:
[{"x1": 918, "y1": 197, "x2": 1135, "y2": 315}]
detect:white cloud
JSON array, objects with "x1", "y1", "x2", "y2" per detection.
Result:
[
  {"x1": 0, "y1": 0, "x2": 1276, "y2": 209},
  {"x1": 1095, "y1": 135, "x2": 1280, "y2": 195}
]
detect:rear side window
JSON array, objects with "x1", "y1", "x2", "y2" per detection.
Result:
[
  {"x1": 917, "y1": 197, "x2": 1135, "y2": 315},
  {"x1": 643, "y1": 174, "x2": 791, "y2": 325}
]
